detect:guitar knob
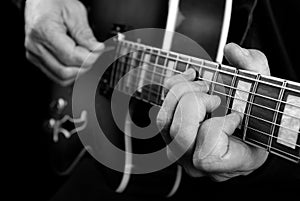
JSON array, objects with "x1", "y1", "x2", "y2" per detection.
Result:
[
  {"x1": 50, "y1": 98, "x2": 68, "y2": 114},
  {"x1": 57, "y1": 98, "x2": 67, "y2": 110},
  {"x1": 48, "y1": 118, "x2": 56, "y2": 128}
]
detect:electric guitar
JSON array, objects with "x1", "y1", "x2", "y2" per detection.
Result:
[{"x1": 46, "y1": 0, "x2": 299, "y2": 197}]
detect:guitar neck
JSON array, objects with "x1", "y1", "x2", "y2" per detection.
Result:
[{"x1": 102, "y1": 38, "x2": 300, "y2": 164}]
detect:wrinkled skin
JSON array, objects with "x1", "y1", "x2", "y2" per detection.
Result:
[
  {"x1": 25, "y1": 0, "x2": 104, "y2": 85},
  {"x1": 157, "y1": 43, "x2": 270, "y2": 181}
]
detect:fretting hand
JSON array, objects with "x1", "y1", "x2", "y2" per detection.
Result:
[{"x1": 157, "y1": 43, "x2": 270, "y2": 181}]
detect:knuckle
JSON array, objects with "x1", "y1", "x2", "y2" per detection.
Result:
[
  {"x1": 192, "y1": 155, "x2": 214, "y2": 172},
  {"x1": 182, "y1": 92, "x2": 196, "y2": 103},
  {"x1": 27, "y1": 15, "x2": 49, "y2": 40},
  {"x1": 192, "y1": 157, "x2": 206, "y2": 171},
  {"x1": 56, "y1": 68, "x2": 73, "y2": 81},
  {"x1": 156, "y1": 110, "x2": 166, "y2": 129},
  {"x1": 164, "y1": 77, "x2": 172, "y2": 88},
  {"x1": 66, "y1": 50, "x2": 84, "y2": 66},
  {"x1": 24, "y1": 38, "x2": 31, "y2": 50},
  {"x1": 169, "y1": 120, "x2": 180, "y2": 138},
  {"x1": 169, "y1": 83, "x2": 184, "y2": 98},
  {"x1": 75, "y1": 28, "x2": 93, "y2": 39},
  {"x1": 25, "y1": 51, "x2": 33, "y2": 62},
  {"x1": 201, "y1": 117, "x2": 212, "y2": 129},
  {"x1": 66, "y1": 52, "x2": 77, "y2": 64}
]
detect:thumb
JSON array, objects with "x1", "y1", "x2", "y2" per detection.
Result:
[
  {"x1": 224, "y1": 43, "x2": 270, "y2": 76},
  {"x1": 63, "y1": 2, "x2": 104, "y2": 52}
]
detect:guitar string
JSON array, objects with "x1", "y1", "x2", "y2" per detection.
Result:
[
  {"x1": 107, "y1": 42, "x2": 300, "y2": 154},
  {"x1": 113, "y1": 80, "x2": 300, "y2": 153},
  {"x1": 114, "y1": 59, "x2": 300, "y2": 116},
  {"x1": 119, "y1": 73, "x2": 300, "y2": 143},
  {"x1": 111, "y1": 59, "x2": 300, "y2": 147},
  {"x1": 109, "y1": 84, "x2": 300, "y2": 159},
  {"x1": 119, "y1": 40, "x2": 300, "y2": 95},
  {"x1": 116, "y1": 56, "x2": 300, "y2": 109}
]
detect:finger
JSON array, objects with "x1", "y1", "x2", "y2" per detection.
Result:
[
  {"x1": 42, "y1": 25, "x2": 101, "y2": 68},
  {"x1": 194, "y1": 113, "x2": 242, "y2": 157},
  {"x1": 220, "y1": 112, "x2": 242, "y2": 136},
  {"x1": 157, "y1": 68, "x2": 198, "y2": 133},
  {"x1": 224, "y1": 43, "x2": 270, "y2": 75},
  {"x1": 164, "y1": 68, "x2": 196, "y2": 90},
  {"x1": 212, "y1": 136, "x2": 268, "y2": 172},
  {"x1": 193, "y1": 113, "x2": 267, "y2": 172},
  {"x1": 62, "y1": 0, "x2": 104, "y2": 52},
  {"x1": 167, "y1": 93, "x2": 221, "y2": 155},
  {"x1": 193, "y1": 113, "x2": 241, "y2": 170},
  {"x1": 157, "y1": 81, "x2": 209, "y2": 136},
  {"x1": 26, "y1": 44, "x2": 87, "y2": 85}
]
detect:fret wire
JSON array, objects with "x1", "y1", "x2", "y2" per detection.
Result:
[
  {"x1": 110, "y1": 40, "x2": 123, "y2": 88},
  {"x1": 116, "y1": 60, "x2": 300, "y2": 118},
  {"x1": 120, "y1": 43, "x2": 133, "y2": 93},
  {"x1": 117, "y1": 41, "x2": 131, "y2": 88},
  {"x1": 117, "y1": 59, "x2": 178, "y2": 100},
  {"x1": 269, "y1": 81, "x2": 287, "y2": 151},
  {"x1": 117, "y1": 55, "x2": 300, "y2": 108},
  {"x1": 127, "y1": 44, "x2": 141, "y2": 94},
  {"x1": 212, "y1": 96, "x2": 300, "y2": 136},
  {"x1": 243, "y1": 130, "x2": 300, "y2": 162},
  {"x1": 184, "y1": 58, "x2": 189, "y2": 71},
  {"x1": 114, "y1": 41, "x2": 128, "y2": 88},
  {"x1": 209, "y1": 64, "x2": 220, "y2": 95},
  {"x1": 113, "y1": 78, "x2": 300, "y2": 149},
  {"x1": 118, "y1": 40, "x2": 300, "y2": 94},
  {"x1": 209, "y1": 91, "x2": 300, "y2": 136},
  {"x1": 269, "y1": 146, "x2": 300, "y2": 162},
  {"x1": 119, "y1": 60, "x2": 166, "y2": 103},
  {"x1": 159, "y1": 50, "x2": 171, "y2": 102},
  {"x1": 132, "y1": 44, "x2": 144, "y2": 96},
  {"x1": 200, "y1": 77, "x2": 300, "y2": 109},
  {"x1": 135, "y1": 45, "x2": 147, "y2": 97},
  {"x1": 156, "y1": 50, "x2": 168, "y2": 103},
  {"x1": 116, "y1": 42, "x2": 125, "y2": 91},
  {"x1": 147, "y1": 48, "x2": 159, "y2": 103},
  {"x1": 243, "y1": 74, "x2": 260, "y2": 142},
  {"x1": 116, "y1": 40, "x2": 300, "y2": 160},
  {"x1": 271, "y1": 150, "x2": 300, "y2": 163},
  {"x1": 225, "y1": 69, "x2": 237, "y2": 115},
  {"x1": 246, "y1": 127, "x2": 300, "y2": 151},
  {"x1": 115, "y1": 57, "x2": 126, "y2": 91},
  {"x1": 126, "y1": 44, "x2": 137, "y2": 95},
  {"x1": 131, "y1": 43, "x2": 144, "y2": 95},
  {"x1": 120, "y1": 73, "x2": 300, "y2": 134}
]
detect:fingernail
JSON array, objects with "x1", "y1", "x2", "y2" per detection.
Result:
[
  {"x1": 183, "y1": 68, "x2": 195, "y2": 76},
  {"x1": 232, "y1": 112, "x2": 243, "y2": 122},
  {"x1": 195, "y1": 81, "x2": 209, "y2": 92},
  {"x1": 93, "y1": 42, "x2": 105, "y2": 52}
]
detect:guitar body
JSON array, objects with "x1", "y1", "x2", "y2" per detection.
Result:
[{"x1": 47, "y1": 0, "x2": 226, "y2": 196}]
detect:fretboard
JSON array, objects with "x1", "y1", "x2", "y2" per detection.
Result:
[{"x1": 101, "y1": 39, "x2": 300, "y2": 164}]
